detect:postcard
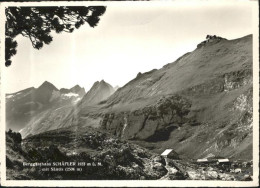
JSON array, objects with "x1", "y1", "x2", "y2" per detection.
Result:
[{"x1": 0, "y1": 0, "x2": 259, "y2": 187}]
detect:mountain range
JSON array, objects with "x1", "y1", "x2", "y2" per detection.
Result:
[
  {"x1": 6, "y1": 80, "x2": 115, "y2": 134},
  {"x1": 6, "y1": 34, "x2": 253, "y2": 161}
]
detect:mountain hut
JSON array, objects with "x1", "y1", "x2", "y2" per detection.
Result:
[
  {"x1": 161, "y1": 149, "x2": 179, "y2": 160},
  {"x1": 217, "y1": 159, "x2": 231, "y2": 168}
]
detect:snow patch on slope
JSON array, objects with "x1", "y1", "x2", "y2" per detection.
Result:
[
  {"x1": 64, "y1": 93, "x2": 79, "y2": 97},
  {"x1": 61, "y1": 92, "x2": 82, "y2": 104}
]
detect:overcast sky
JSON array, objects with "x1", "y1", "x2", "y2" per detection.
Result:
[{"x1": 4, "y1": 1, "x2": 255, "y2": 93}]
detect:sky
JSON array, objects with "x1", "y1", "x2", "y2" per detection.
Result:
[{"x1": 3, "y1": 1, "x2": 255, "y2": 93}]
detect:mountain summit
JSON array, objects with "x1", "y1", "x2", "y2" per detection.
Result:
[
  {"x1": 60, "y1": 85, "x2": 86, "y2": 97},
  {"x1": 33, "y1": 81, "x2": 59, "y2": 104},
  {"x1": 38, "y1": 81, "x2": 58, "y2": 91},
  {"x1": 81, "y1": 80, "x2": 115, "y2": 106}
]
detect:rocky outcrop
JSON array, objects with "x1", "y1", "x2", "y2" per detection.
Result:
[
  {"x1": 7, "y1": 129, "x2": 180, "y2": 180},
  {"x1": 223, "y1": 69, "x2": 252, "y2": 92},
  {"x1": 197, "y1": 35, "x2": 227, "y2": 48}
]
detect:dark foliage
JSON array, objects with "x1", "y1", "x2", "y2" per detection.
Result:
[
  {"x1": 26, "y1": 145, "x2": 68, "y2": 162},
  {"x1": 5, "y1": 6, "x2": 106, "y2": 66},
  {"x1": 7, "y1": 129, "x2": 22, "y2": 144}
]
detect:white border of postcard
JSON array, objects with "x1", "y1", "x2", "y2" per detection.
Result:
[{"x1": 0, "y1": 0, "x2": 259, "y2": 187}]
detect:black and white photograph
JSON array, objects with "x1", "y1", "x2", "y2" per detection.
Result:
[{"x1": 0, "y1": 0, "x2": 259, "y2": 187}]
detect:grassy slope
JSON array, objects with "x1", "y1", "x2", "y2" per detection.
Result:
[
  {"x1": 98, "y1": 35, "x2": 253, "y2": 160},
  {"x1": 104, "y1": 35, "x2": 252, "y2": 109}
]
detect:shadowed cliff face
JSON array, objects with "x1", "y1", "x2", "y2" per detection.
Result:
[{"x1": 100, "y1": 94, "x2": 192, "y2": 140}]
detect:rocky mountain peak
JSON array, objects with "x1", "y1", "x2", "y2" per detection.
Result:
[
  {"x1": 59, "y1": 85, "x2": 86, "y2": 97},
  {"x1": 69, "y1": 85, "x2": 85, "y2": 95},
  {"x1": 38, "y1": 81, "x2": 58, "y2": 91},
  {"x1": 81, "y1": 80, "x2": 115, "y2": 106},
  {"x1": 70, "y1": 84, "x2": 81, "y2": 90}
]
